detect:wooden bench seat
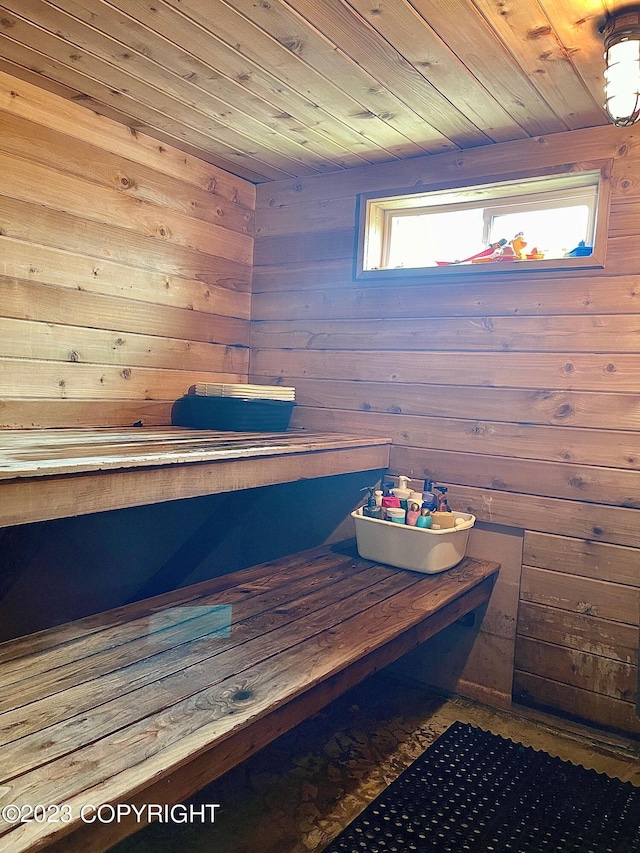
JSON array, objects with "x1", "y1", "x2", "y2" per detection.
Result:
[
  {"x1": 0, "y1": 427, "x2": 391, "y2": 527},
  {"x1": 0, "y1": 544, "x2": 499, "y2": 853}
]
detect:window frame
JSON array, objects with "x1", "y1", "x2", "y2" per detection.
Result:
[{"x1": 354, "y1": 161, "x2": 612, "y2": 281}]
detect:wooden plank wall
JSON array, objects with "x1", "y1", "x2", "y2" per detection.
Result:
[
  {"x1": 251, "y1": 125, "x2": 640, "y2": 736},
  {"x1": 0, "y1": 70, "x2": 255, "y2": 429}
]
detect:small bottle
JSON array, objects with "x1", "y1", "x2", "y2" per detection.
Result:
[
  {"x1": 435, "y1": 485, "x2": 452, "y2": 512},
  {"x1": 421, "y1": 479, "x2": 438, "y2": 511},
  {"x1": 361, "y1": 486, "x2": 383, "y2": 520},
  {"x1": 416, "y1": 508, "x2": 433, "y2": 529},
  {"x1": 380, "y1": 481, "x2": 397, "y2": 519},
  {"x1": 386, "y1": 507, "x2": 406, "y2": 524},
  {"x1": 406, "y1": 501, "x2": 421, "y2": 526},
  {"x1": 374, "y1": 489, "x2": 383, "y2": 507}
]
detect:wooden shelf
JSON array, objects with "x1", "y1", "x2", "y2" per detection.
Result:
[
  {"x1": 0, "y1": 543, "x2": 499, "y2": 853},
  {"x1": 0, "y1": 427, "x2": 391, "y2": 527}
]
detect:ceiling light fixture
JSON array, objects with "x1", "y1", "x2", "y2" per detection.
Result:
[{"x1": 603, "y1": 8, "x2": 640, "y2": 126}]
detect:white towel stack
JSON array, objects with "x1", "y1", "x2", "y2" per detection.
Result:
[{"x1": 193, "y1": 383, "x2": 295, "y2": 402}]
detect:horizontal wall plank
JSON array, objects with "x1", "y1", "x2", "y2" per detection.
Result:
[
  {"x1": 520, "y1": 566, "x2": 640, "y2": 625},
  {"x1": 251, "y1": 272, "x2": 640, "y2": 317},
  {"x1": 516, "y1": 602, "x2": 638, "y2": 664},
  {"x1": 0, "y1": 196, "x2": 252, "y2": 290},
  {"x1": 515, "y1": 635, "x2": 636, "y2": 701},
  {"x1": 255, "y1": 196, "x2": 356, "y2": 237},
  {"x1": 248, "y1": 376, "x2": 640, "y2": 430},
  {"x1": 416, "y1": 483, "x2": 640, "y2": 549},
  {"x1": 0, "y1": 111, "x2": 254, "y2": 235},
  {"x1": 608, "y1": 198, "x2": 640, "y2": 238},
  {"x1": 0, "y1": 70, "x2": 257, "y2": 207},
  {"x1": 0, "y1": 400, "x2": 175, "y2": 430},
  {"x1": 251, "y1": 314, "x2": 640, "y2": 352},
  {"x1": 291, "y1": 406, "x2": 640, "y2": 472},
  {"x1": 389, "y1": 445, "x2": 640, "y2": 508},
  {"x1": 253, "y1": 251, "x2": 640, "y2": 294},
  {"x1": 253, "y1": 228, "x2": 356, "y2": 266},
  {"x1": 2, "y1": 278, "x2": 249, "y2": 346},
  {"x1": 0, "y1": 242, "x2": 251, "y2": 319},
  {"x1": 513, "y1": 670, "x2": 640, "y2": 734},
  {"x1": 254, "y1": 191, "x2": 634, "y2": 240},
  {"x1": 0, "y1": 318, "x2": 249, "y2": 374},
  {"x1": 523, "y1": 532, "x2": 640, "y2": 587},
  {"x1": 0, "y1": 361, "x2": 244, "y2": 400},
  {"x1": 0, "y1": 151, "x2": 253, "y2": 266},
  {"x1": 252, "y1": 348, "x2": 640, "y2": 391}
]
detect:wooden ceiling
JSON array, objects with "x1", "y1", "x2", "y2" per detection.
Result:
[{"x1": 0, "y1": 0, "x2": 619, "y2": 183}]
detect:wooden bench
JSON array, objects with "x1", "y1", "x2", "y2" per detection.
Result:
[
  {"x1": 0, "y1": 427, "x2": 391, "y2": 527},
  {"x1": 0, "y1": 544, "x2": 499, "y2": 853}
]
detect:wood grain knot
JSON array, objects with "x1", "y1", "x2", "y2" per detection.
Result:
[{"x1": 233, "y1": 690, "x2": 253, "y2": 702}]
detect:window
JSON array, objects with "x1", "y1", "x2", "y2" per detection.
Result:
[{"x1": 356, "y1": 165, "x2": 611, "y2": 279}]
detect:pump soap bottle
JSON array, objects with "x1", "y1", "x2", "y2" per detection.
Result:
[{"x1": 391, "y1": 475, "x2": 412, "y2": 509}]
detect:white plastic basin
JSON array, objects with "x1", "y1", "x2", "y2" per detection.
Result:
[{"x1": 351, "y1": 508, "x2": 475, "y2": 574}]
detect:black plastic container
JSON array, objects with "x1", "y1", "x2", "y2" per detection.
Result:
[{"x1": 171, "y1": 395, "x2": 295, "y2": 431}]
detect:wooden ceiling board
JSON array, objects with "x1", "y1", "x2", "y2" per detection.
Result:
[
  {"x1": 8, "y1": 0, "x2": 375, "y2": 171},
  {"x1": 537, "y1": 0, "x2": 611, "y2": 112},
  {"x1": 173, "y1": 0, "x2": 444, "y2": 156},
  {"x1": 68, "y1": 0, "x2": 392, "y2": 168},
  {"x1": 282, "y1": 0, "x2": 493, "y2": 147},
  {"x1": 0, "y1": 7, "x2": 329, "y2": 178},
  {"x1": 470, "y1": 0, "x2": 606, "y2": 129},
  {"x1": 0, "y1": 32, "x2": 296, "y2": 180},
  {"x1": 0, "y1": 0, "x2": 616, "y2": 182},
  {"x1": 345, "y1": 0, "x2": 531, "y2": 142},
  {"x1": 90, "y1": 5, "x2": 362, "y2": 166},
  {"x1": 407, "y1": 0, "x2": 571, "y2": 134}
]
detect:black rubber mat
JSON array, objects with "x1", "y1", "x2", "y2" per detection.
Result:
[{"x1": 322, "y1": 721, "x2": 640, "y2": 853}]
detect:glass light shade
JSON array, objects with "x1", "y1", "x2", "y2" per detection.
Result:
[{"x1": 603, "y1": 12, "x2": 640, "y2": 126}]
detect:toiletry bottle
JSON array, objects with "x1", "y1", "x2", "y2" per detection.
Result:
[
  {"x1": 374, "y1": 489, "x2": 383, "y2": 508},
  {"x1": 361, "y1": 487, "x2": 383, "y2": 520},
  {"x1": 386, "y1": 507, "x2": 406, "y2": 524},
  {"x1": 421, "y1": 479, "x2": 438, "y2": 512},
  {"x1": 416, "y1": 508, "x2": 433, "y2": 529},
  {"x1": 435, "y1": 485, "x2": 452, "y2": 512},
  {"x1": 406, "y1": 501, "x2": 421, "y2": 526},
  {"x1": 381, "y1": 482, "x2": 401, "y2": 519},
  {"x1": 391, "y1": 474, "x2": 412, "y2": 509}
]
